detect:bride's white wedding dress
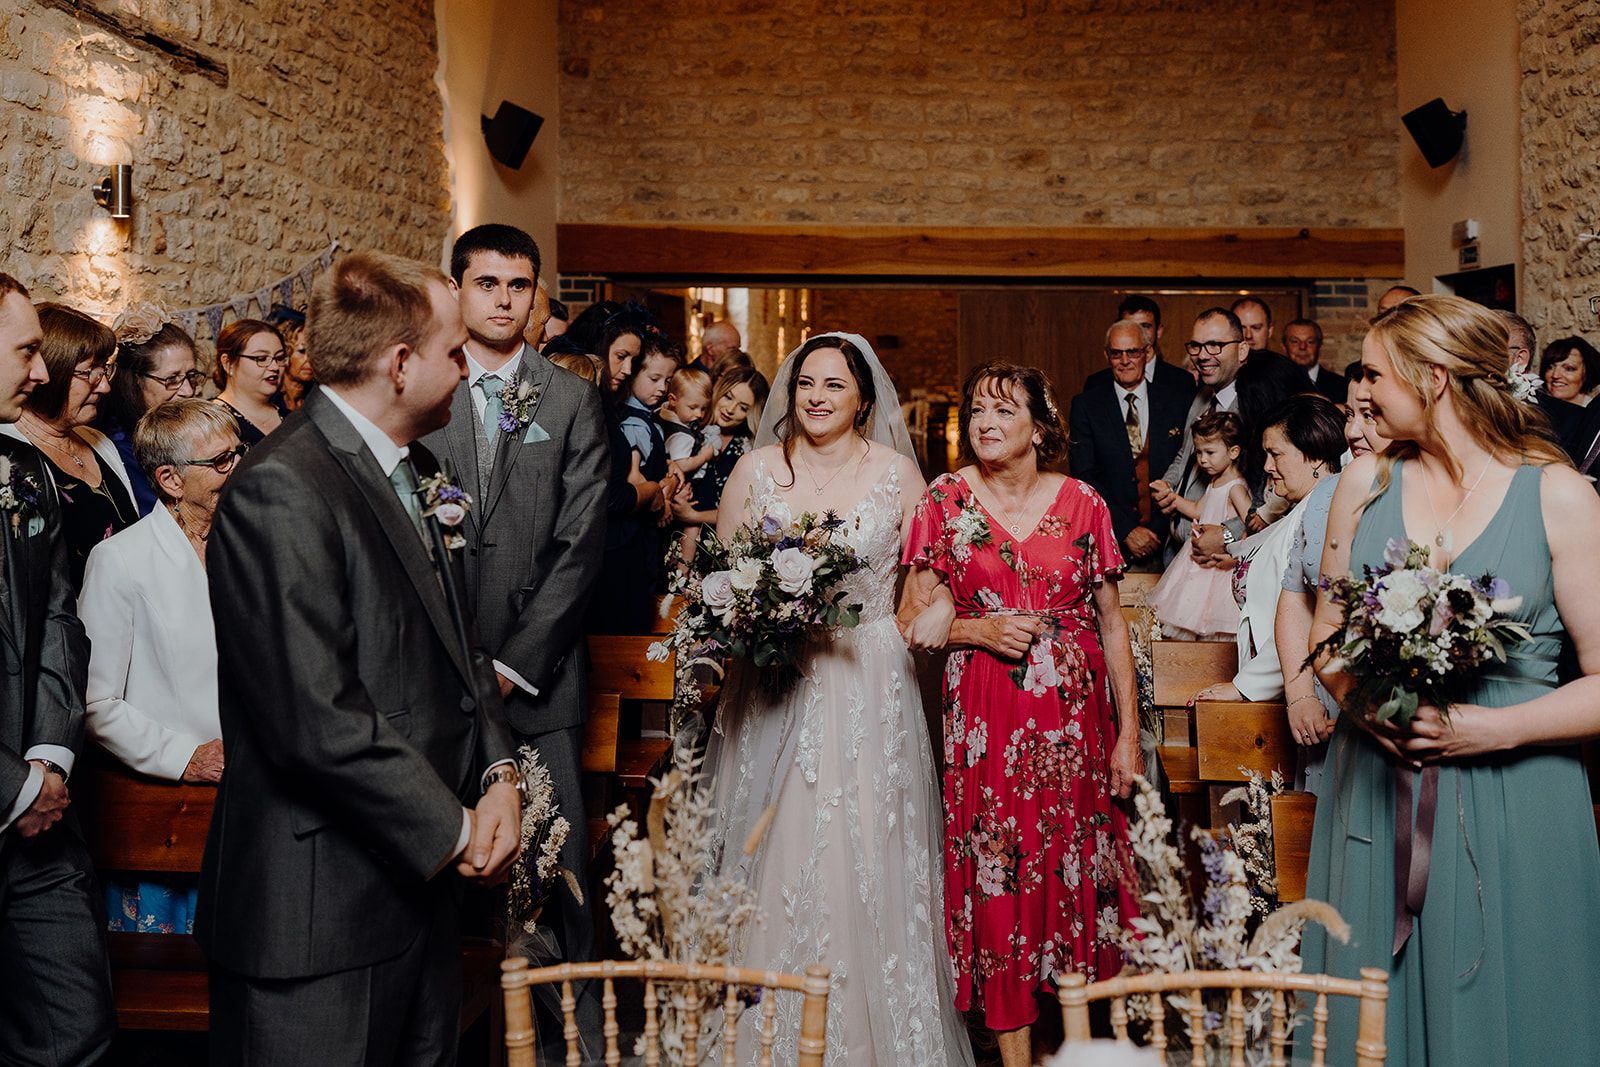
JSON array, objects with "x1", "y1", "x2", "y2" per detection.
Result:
[{"x1": 706, "y1": 455, "x2": 975, "y2": 1066}]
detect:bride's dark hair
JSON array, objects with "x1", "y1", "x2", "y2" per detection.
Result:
[{"x1": 773, "y1": 334, "x2": 878, "y2": 489}]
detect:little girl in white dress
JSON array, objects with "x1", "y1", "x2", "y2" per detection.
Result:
[{"x1": 1148, "y1": 412, "x2": 1252, "y2": 640}]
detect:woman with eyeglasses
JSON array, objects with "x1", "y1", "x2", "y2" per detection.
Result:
[
  {"x1": 0, "y1": 302, "x2": 137, "y2": 588},
  {"x1": 101, "y1": 302, "x2": 206, "y2": 516},
  {"x1": 79, "y1": 399, "x2": 245, "y2": 935},
  {"x1": 211, "y1": 318, "x2": 288, "y2": 446}
]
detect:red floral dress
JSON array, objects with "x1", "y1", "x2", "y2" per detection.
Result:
[{"x1": 903, "y1": 472, "x2": 1138, "y2": 1031}]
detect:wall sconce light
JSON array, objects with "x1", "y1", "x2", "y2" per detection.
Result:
[
  {"x1": 480, "y1": 102, "x2": 543, "y2": 170},
  {"x1": 93, "y1": 164, "x2": 133, "y2": 219}
]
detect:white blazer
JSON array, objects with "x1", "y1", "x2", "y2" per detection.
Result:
[
  {"x1": 78, "y1": 504, "x2": 220, "y2": 780},
  {"x1": 1231, "y1": 491, "x2": 1315, "y2": 702}
]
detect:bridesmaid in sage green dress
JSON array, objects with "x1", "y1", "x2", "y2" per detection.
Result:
[{"x1": 1303, "y1": 296, "x2": 1600, "y2": 1065}]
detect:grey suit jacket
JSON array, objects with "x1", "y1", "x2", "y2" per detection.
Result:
[
  {"x1": 0, "y1": 436, "x2": 87, "y2": 820},
  {"x1": 196, "y1": 391, "x2": 515, "y2": 980},
  {"x1": 423, "y1": 348, "x2": 609, "y2": 737}
]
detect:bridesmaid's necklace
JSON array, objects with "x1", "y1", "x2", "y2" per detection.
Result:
[{"x1": 1421, "y1": 453, "x2": 1494, "y2": 552}]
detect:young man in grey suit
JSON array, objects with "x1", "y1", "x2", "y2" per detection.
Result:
[
  {"x1": 0, "y1": 274, "x2": 114, "y2": 1065},
  {"x1": 198, "y1": 252, "x2": 520, "y2": 1065},
  {"x1": 424, "y1": 225, "x2": 608, "y2": 1037}
]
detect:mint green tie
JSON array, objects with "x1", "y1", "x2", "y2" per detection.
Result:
[
  {"x1": 389, "y1": 461, "x2": 425, "y2": 538},
  {"x1": 478, "y1": 374, "x2": 506, "y2": 443}
]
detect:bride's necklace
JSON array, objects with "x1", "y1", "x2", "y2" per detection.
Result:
[
  {"x1": 19, "y1": 414, "x2": 87, "y2": 472},
  {"x1": 978, "y1": 472, "x2": 1043, "y2": 536},
  {"x1": 797, "y1": 441, "x2": 863, "y2": 496},
  {"x1": 1421, "y1": 453, "x2": 1495, "y2": 551}
]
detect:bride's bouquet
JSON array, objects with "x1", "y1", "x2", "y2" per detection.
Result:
[
  {"x1": 1313, "y1": 538, "x2": 1530, "y2": 726},
  {"x1": 652, "y1": 510, "x2": 866, "y2": 697}
]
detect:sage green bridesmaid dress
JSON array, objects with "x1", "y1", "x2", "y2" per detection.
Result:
[{"x1": 1301, "y1": 462, "x2": 1600, "y2": 1065}]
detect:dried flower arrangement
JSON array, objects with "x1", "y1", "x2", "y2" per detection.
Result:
[
  {"x1": 605, "y1": 747, "x2": 772, "y2": 1060},
  {"x1": 502, "y1": 744, "x2": 581, "y2": 960},
  {"x1": 1098, "y1": 776, "x2": 1348, "y2": 1062}
]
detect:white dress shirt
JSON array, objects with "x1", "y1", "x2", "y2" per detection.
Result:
[
  {"x1": 464, "y1": 344, "x2": 523, "y2": 426},
  {"x1": 1214, "y1": 380, "x2": 1239, "y2": 413},
  {"x1": 79, "y1": 504, "x2": 219, "y2": 780},
  {"x1": 1113, "y1": 379, "x2": 1150, "y2": 447}
]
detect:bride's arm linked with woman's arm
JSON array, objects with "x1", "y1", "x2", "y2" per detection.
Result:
[{"x1": 896, "y1": 567, "x2": 1043, "y2": 658}]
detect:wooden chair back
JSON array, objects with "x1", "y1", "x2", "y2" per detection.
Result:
[
  {"x1": 1193, "y1": 700, "x2": 1293, "y2": 782},
  {"x1": 1058, "y1": 967, "x2": 1389, "y2": 1066},
  {"x1": 1270, "y1": 791, "x2": 1317, "y2": 903},
  {"x1": 502, "y1": 957, "x2": 831, "y2": 1067}
]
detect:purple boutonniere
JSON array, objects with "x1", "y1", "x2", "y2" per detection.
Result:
[
  {"x1": 416, "y1": 471, "x2": 473, "y2": 550},
  {"x1": 0, "y1": 455, "x2": 45, "y2": 537},
  {"x1": 497, "y1": 379, "x2": 542, "y2": 437}
]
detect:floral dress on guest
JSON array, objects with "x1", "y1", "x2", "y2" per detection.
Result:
[{"x1": 903, "y1": 472, "x2": 1139, "y2": 1032}]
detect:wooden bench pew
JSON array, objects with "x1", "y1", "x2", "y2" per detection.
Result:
[
  {"x1": 78, "y1": 759, "x2": 502, "y2": 1049},
  {"x1": 1150, "y1": 640, "x2": 1237, "y2": 825},
  {"x1": 1269, "y1": 790, "x2": 1317, "y2": 903}
]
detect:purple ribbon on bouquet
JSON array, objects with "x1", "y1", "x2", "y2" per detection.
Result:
[{"x1": 1392, "y1": 763, "x2": 1439, "y2": 956}]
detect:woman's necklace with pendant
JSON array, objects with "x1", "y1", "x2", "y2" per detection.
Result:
[
  {"x1": 20, "y1": 415, "x2": 87, "y2": 472},
  {"x1": 1422, "y1": 454, "x2": 1494, "y2": 553},
  {"x1": 798, "y1": 443, "x2": 860, "y2": 496},
  {"x1": 982, "y1": 474, "x2": 1040, "y2": 536}
]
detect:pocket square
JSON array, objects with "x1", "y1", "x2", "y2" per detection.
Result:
[{"x1": 522, "y1": 421, "x2": 551, "y2": 444}]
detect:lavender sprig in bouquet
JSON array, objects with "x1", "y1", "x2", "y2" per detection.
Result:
[
  {"x1": 651, "y1": 510, "x2": 866, "y2": 697},
  {"x1": 1313, "y1": 537, "x2": 1531, "y2": 726}
]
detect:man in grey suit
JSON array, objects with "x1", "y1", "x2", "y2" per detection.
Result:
[
  {"x1": 424, "y1": 225, "x2": 608, "y2": 1024},
  {"x1": 0, "y1": 273, "x2": 114, "y2": 1065},
  {"x1": 198, "y1": 252, "x2": 520, "y2": 1065}
]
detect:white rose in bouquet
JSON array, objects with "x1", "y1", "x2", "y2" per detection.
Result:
[
  {"x1": 771, "y1": 546, "x2": 818, "y2": 596},
  {"x1": 730, "y1": 558, "x2": 765, "y2": 592},
  {"x1": 1375, "y1": 569, "x2": 1427, "y2": 633},
  {"x1": 701, "y1": 571, "x2": 737, "y2": 614}
]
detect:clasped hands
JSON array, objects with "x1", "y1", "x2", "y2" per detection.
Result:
[
  {"x1": 455, "y1": 780, "x2": 522, "y2": 884},
  {"x1": 14, "y1": 759, "x2": 70, "y2": 839},
  {"x1": 1356, "y1": 702, "x2": 1510, "y2": 768},
  {"x1": 898, "y1": 598, "x2": 1045, "y2": 661}
]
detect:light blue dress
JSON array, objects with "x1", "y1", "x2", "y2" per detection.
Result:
[
  {"x1": 1280, "y1": 473, "x2": 1340, "y2": 794},
  {"x1": 1302, "y1": 462, "x2": 1600, "y2": 1064}
]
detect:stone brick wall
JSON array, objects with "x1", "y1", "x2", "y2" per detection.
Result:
[
  {"x1": 558, "y1": 0, "x2": 1399, "y2": 229},
  {"x1": 810, "y1": 288, "x2": 959, "y2": 396},
  {"x1": 1310, "y1": 277, "x2": 1405, "y2": 369},
  {"x1": 1, "y1": 1, "x2": 448, "y2": 323},
  {"x1": 1519, "y1": 0, "x2": 1600, "y2": 337}
]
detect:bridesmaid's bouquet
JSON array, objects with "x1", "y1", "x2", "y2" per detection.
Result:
[
  {"x1": 1313, "y1": 538, "x2": 1530, "y2": 726},
  {"x1": 653, "y1": 510, "x2": 865, "y2": 696}
]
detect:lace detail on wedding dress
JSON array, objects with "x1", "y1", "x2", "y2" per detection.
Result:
[{"x1": 708, "y1": 455, "x2": 975, "y2": 1066}]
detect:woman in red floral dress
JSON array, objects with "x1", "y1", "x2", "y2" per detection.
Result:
[{"x1": 899, "y1": 363, "x2": 1142, "y2": 1067}]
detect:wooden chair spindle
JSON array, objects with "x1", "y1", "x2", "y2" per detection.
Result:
[
  {"x1": 1228, "y1": 987, "x2": 1247, "y2": 1067},
  {"x1": 1110, "y1": 994, "x2": 1130, "y2": 1040},
  {"x1": 757, "y1": 991, "x2": 779, "y2": 1067},
  {"x1": 561, "y1": 977, "x2": 580, "y2": 1067},
  {"x1": 723, "y1": 982, "x2": 742, "y2": 1067},
  {"x1": 1312, "y1": 990, "x2": 1330, "y2": 1066},
  {"x1": 643, "y1": 979, "x2": 661, "y2": 1067},
  {"x1": 602, "y1": 971, "x2": 621, "y2": 1067},
  {"x1": 1188, "y1": 992, "x2": 1206, "y2": 1067},
  {"x1": 1269, "y1": 989, "x2": 1288, "y2": 1067}
]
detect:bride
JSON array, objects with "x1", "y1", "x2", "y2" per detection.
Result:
[{"x1": 705, "y1": 333, "x2": 975, "y2": 1065}]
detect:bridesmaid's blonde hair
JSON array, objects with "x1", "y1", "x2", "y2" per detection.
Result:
[{"x1": 1364, "y1": 294, "x2": 1568, "y2": 502}]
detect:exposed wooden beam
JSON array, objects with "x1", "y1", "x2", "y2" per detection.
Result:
[
  {"x1": 36, "y1": 0, "x2": 228, "y2": 87},
  {"x1": 557, "y1": 223, "x2": 1404, "y2": 280}
]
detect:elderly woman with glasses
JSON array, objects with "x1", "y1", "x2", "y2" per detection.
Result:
[
  {"x1": 78, "y1": 399, "x2": 245, "y2": 934},
  {"x1": 1, "y1": 302, "x2": 137, "y2": 587},
  {"x1": 99, "y1": 302, "x2": 208, "y2": 516},
  {"x1": 212, "y1": 318, "x2": 288, "y2": 446}
]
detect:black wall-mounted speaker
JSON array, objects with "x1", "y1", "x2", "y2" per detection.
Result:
[
  {"x1": 1402, "y1": 98, "x2": 1467, "y2": 168},
  {"x1": 480, "y1": 101, "x2": 544, "y2": 169}
]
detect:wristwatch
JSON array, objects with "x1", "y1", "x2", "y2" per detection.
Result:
[
  {"x1": 37, "y1": 759, "x2": 69, "y2": 784},
  {"x1": 1220, "y1": 527, "x2": 1237, "y2": 546},
  {"x1": 482, "y1": 765, "x2": 525, "y2": 801}
]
